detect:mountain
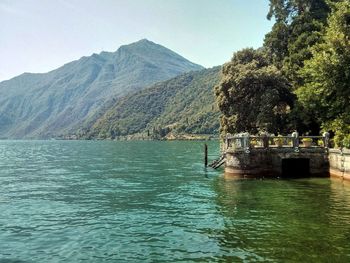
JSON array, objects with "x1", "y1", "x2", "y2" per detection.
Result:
[
  {"x1": 84, "y1": 67, "x2": 221, "y2": 139},
  {"x1": 0, "y1": 39, "x2": 203, "y2": 139}
]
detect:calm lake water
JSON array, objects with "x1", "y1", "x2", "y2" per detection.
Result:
[{"x1": 0, "y1": 140, "x2": 350, "y2": 262}]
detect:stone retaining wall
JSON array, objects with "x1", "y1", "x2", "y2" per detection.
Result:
[
  {"x1": 225, "y1": 147, "x2": 329, "y2": 178},
  {"x1": 329, "y1": 149, "x2": 350, "y2": 180}
]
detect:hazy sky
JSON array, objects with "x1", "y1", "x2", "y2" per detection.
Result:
[{"x1": 0, "y1": 0, "x2": 273, "y2": 81}]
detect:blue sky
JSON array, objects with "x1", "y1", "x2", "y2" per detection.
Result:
[{"x1": 0, "y1": 0, "x2": 273, "y2": 81}]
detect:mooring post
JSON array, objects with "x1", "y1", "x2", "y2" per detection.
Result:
[{"x1": 204, "y1": 144, "x2": 208, "y2": 167}]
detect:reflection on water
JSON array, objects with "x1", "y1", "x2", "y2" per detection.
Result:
[
  {"x1": 213, "y1": 177, "x2": 350, "y2": 262},
  {"x1": 0, "y1": 140, "x2": 350, "y2": 262}
]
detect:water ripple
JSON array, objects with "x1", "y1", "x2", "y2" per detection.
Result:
[{"x1": 0, "y1": 141, "x2": 350, "y2": 262}]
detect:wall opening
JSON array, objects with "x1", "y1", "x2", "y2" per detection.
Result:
[{"x1": 281, "y1": 158, "x2": 310, "y2": 178}]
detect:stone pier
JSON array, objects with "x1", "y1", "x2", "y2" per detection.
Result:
[{"x1": 224, "y1": 133, "x2": 331, "y2": 178}]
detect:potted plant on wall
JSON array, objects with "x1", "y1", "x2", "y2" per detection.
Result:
[
  {"x1": 317, "y1": 139, "x2": 324, "y2": 147},
  {"x1": 274, "y1": 135, "x2": 284, "y2": 147},
  {"x1": 250, "y1": 138, "x2": 258, "y2": 148},
  {"x1": 302, "y1": 138, "x2": 313, "y2": 147}
]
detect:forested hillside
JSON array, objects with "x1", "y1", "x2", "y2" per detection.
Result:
[{"x1": 84, "y1": 67, "x2": 221, "y2": 139}]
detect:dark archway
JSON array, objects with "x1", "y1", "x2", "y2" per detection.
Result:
[{"x1": 281, "y1": 158, "x2": 310, "y2": 178}]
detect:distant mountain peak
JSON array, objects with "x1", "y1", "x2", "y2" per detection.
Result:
[
  {"x1": 0, "y1": 39, "x2": 204, "y2": 139},
  {"x1": 135, "y1": 38, "x2": 152, "y2": 44},
  {"x1": 118, "y1": 38, "x2": 160, "y2": 51},
  {"x1": 116, "y1": 39, "x2": 204, "y2": 71}
]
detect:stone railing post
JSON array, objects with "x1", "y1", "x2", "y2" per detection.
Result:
[
  {"x1": 323, "y1": 132, "x2": 330, "y2": 148},
  {"x1": 225, "y1": 133, "x2": 233, "y2": 150},
  {"x1": 243, "y1": 133, "x2": 250, "y2": 153},
  {"x1": 292, "y1": 131, "x2": 299, "y2": 152},
  {"x1": 262, "y1": 133, "x2": 269, "y2": 148}
]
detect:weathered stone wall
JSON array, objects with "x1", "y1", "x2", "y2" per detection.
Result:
[
  {"x1": 329, "y1": 149, "x2": 350, "y2": 180},
  {"x1": 225, "y1": 149, "x2": 276, "y2": 177},
  {"x1": 225, "y1": 148, "x2": 329, "y2": 178}
]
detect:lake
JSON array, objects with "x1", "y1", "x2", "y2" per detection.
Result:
[{"x1": 0, "y1": 140, "x2": 350, "y2": 262}]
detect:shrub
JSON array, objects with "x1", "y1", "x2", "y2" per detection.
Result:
[
  {"x1": 317, "y1": 139, "x2": 324, "y2": 147},
  {"x1": 274, "y1": 135, "x2": 284, "y2": 146},
  {"x1": 343, "y1": 135, "x2": 350, "y2": 149},
  {"x1": 302, "y1": 138, "x2": 313, "y2": 143}
]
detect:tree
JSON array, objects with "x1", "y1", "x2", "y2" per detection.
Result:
[
  {"x1": 215, "y1": 48, "x2": 294, "y2": 135},
  {"x1": 282, "y1": 15, "x2": 325, "y2": 86},
  {"x1": 267, "y1": 0, "x2": 330, "y2": 23},
  {"x1": 264, "y1": 0, "x2": 331, "y2": 85},
  {"x1": 296, "y1": 1, "x2": 350, "y2": 145}
]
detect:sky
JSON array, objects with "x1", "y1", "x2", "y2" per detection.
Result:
[{"x1": 0, "y1": 0, "x2": 273, "y2": 81}]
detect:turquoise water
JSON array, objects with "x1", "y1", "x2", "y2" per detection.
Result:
[{"x1": 0, "y1": 140, "x2": 350, "y2": 262}]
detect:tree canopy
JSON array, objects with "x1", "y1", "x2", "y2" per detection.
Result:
[
  {"x1": 265, "y1": 0, "x2": 331, "y2": 85},
  {"x1": 214, "y1": 0, "x2": 350, "y2": 146},
  {"x1": 267, "y1": 0, "x2": 330, "y2": 23},
  {"x1": 296, "y1": 1, "x2": 350, "y2": 146},
  {"x1": 215, "y1": 48, "x2": 294, "y2": 135}
]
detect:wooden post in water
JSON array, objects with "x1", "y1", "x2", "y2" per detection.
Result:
[{"x1": 204, "y1": 144, "x2": 208, "y2": 167}]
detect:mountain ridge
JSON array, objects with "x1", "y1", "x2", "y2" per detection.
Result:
[{"x1": 0, "y1": 39, "x2": 203, "y2": 139}]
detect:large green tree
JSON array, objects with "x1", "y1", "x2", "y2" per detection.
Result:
[
  {"x1": 296, "y1": 1, "x2": 350, "y2": 146},
  {"x1": 265, "y1": 0, "x2": 331, "y2": 86},
  {"x1": 267, "y1": 0, "x2": 330, "y2": 22},
  {"x1": 263, "y1": 0, "x2": 338, "y2": 135},
  {"x1": 215, "y1": 48, "x2": 294, "y2": 135}
]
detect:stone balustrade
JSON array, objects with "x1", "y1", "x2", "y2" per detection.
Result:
[{"x1": 223, "y1": 132, "x2": 331, "y2": 178}]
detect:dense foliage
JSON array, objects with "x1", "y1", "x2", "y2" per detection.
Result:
[
  {"x1": 264, "y1": 0, "x2": 339, "y2": 136},
  {"x1": 215, "y1": 48, "x2": 293, "y2": 135},
  {"x1": 85, "y1": 67, "x2": 221, "y2": 139},
  {"x1": 265, "y1": 0, "x2": 331, "y2": 84},
  {"x1": 216, "y1": 0, "x2": 350, "y2": 148},
  {"x1": 297, "y1": 1, "x2": 350, "y2": 147}
]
